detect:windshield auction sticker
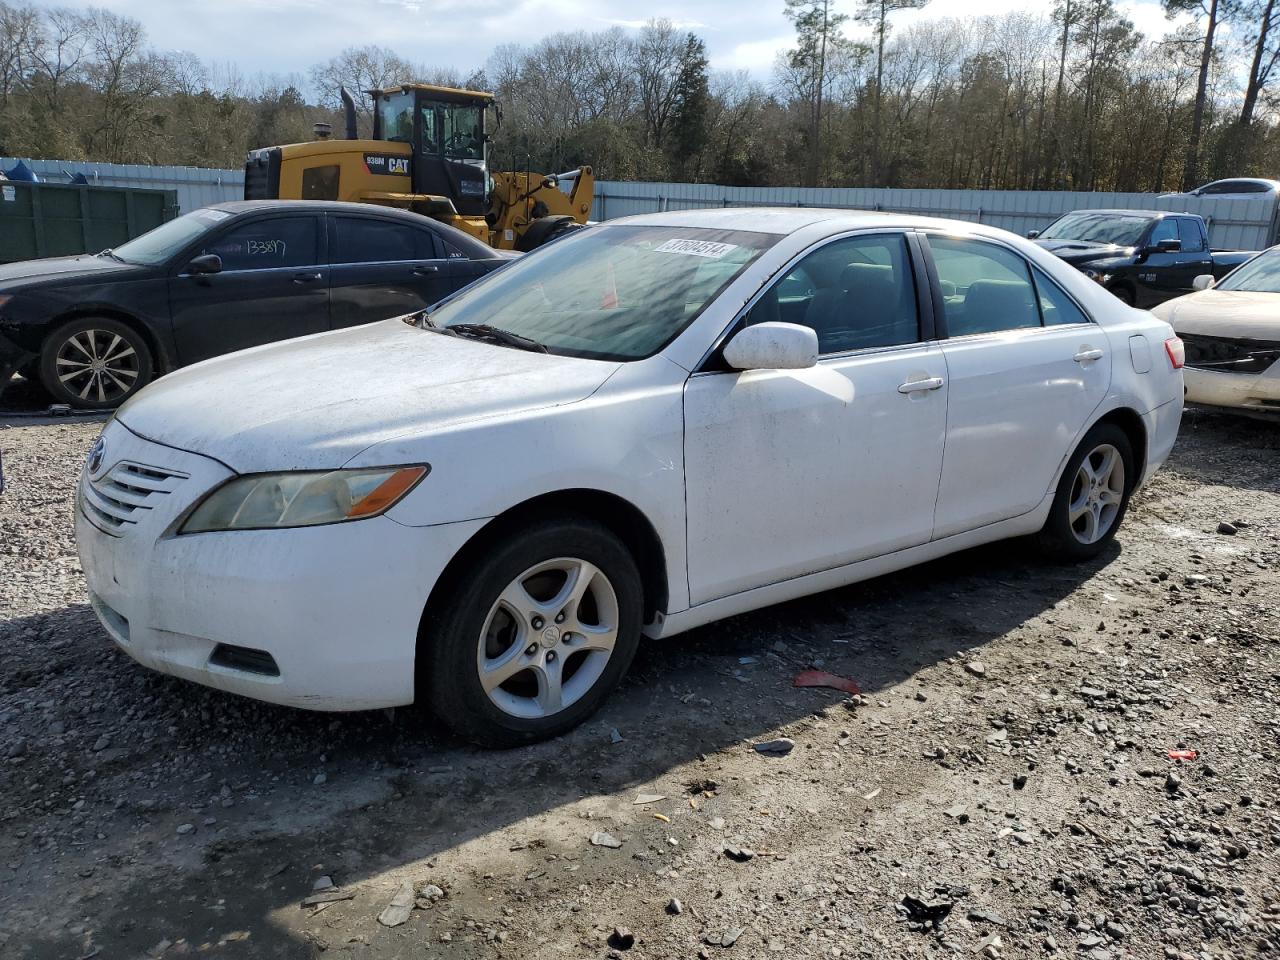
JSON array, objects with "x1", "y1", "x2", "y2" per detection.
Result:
[{"x1": 653, "y1": 238, "x2": 739, "y2": 259}]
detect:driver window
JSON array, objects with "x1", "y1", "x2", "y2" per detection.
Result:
[
  {"x1": 744, "y1": 233, "x2": 919, "y2": 354},
  {"x1": 1148, "y1": 219, "x2": 1179, "y2": 245},
  {"x1": 201, "y1": 217, "x2": 319, "y2": 272}
]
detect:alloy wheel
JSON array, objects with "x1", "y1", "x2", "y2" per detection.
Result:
[
  {"x1": 476, "y1": 557, "x2": 620, "y2": 720},
  {"x1": 55, "y1": 329, "x2": 140, "y2": 403},
  {"x1": 1068, "y1": 442, "x2": 1125, "y2": 545}
]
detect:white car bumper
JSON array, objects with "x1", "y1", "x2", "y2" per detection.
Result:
[
  {"x1": 75, "y1": 420, "x2": 486, "y2": 711},
  {"x1": 1184, "y1": 362, "x2": 1280, "y2": 417}
]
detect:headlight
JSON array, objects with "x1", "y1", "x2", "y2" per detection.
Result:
[{"x1": 180, "y1": 465, "x2": 428, "y2": 533}]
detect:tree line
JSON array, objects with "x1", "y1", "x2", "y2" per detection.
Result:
[{"x1": 1, "y1": 1, "x2": 1278, "y2": 192}]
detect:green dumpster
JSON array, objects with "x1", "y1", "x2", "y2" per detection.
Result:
[{"x1": 0, "y1": 180, "x2": 178, "y2": 263}]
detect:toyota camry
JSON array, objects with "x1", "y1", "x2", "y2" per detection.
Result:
[{"x1": 75, "y1": 209, "x2": 1184, "y2": 746}]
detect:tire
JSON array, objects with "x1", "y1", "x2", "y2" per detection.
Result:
[
  {"x1": 39, "y1": 317, "x2": 153, "y2": 409},
  {"x1": 514, "y1": 215, "x2": 579, "y2": 253},
  {"x1": 1108, "y1": 285, "x2": 1136, "y2": 307},
  {"x1": 1037, "y1": 422, "x2": 1135, "y2": 561},
  {"x1": 422, "y1": 516, "x2": 643, "y2": 747}
]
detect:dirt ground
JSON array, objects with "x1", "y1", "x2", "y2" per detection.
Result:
[{"x1": 1, "y1": 406, "x2": 1278, "y2": 960}]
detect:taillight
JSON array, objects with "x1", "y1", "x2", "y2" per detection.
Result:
[{"x1": 1164, "y1": 337, "x2": 1185, "y2": 369}]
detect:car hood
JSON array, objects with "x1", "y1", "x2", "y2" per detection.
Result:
[
  {"x1": 1152, "y1": 289, "x2": 1280, "y2": 339},
  {"x1": 1034, "y1": 239, "x2": 1134, "y2": 265},
  {"x1": 0, "y1": 254, "x2": 142, "y2": 289},
  {"x1": 115, "y1": 318, "x2": 622, "y2": 473}
]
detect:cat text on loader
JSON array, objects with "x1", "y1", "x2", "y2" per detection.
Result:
[{"x1": 243, "y1": 84, "x2": 593, "y2": 251}]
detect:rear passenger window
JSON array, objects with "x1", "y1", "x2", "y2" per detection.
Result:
[
  {"x1": 1177, "y1": 218, "x2": 1206, "y2": 252},
  {"x1": 929, "y1": 236, "x2": 1039, "y2": 335},
  {"x1": 745, "y1": 233, "x2": 919, "y2": 354},
  {"x1": 333, "y1": 217, "x2": 423, "y2": 263},
  {"x1": 1033, "y1": 267, "x2": 1089, "y2": 326}
]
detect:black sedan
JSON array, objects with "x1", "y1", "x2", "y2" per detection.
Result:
[{"x1": 0, "y1": 200, "x2": 512, "y2": 408}]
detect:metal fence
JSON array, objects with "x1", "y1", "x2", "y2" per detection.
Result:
[
  {"x1": 591, "y1": 181, "x2": 1280, "y2": 251},
  {"x1": 2, "y1": 157, "x2": 243, "y2": 215},
  {"x1": 6, "y1": 157, "x2": 1277, "y2": 250}
]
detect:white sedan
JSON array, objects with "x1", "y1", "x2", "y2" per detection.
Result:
[
  {"x1": 76, "y1": 210, "x2": 1185, "y2": 746},
  {"x1": 1151, "y1": 249, "x2": 1280, "y2": 419}
]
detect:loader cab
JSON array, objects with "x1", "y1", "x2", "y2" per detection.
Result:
[{"x1": 371, "y1": 84, "x2": 492, "y2": 218}]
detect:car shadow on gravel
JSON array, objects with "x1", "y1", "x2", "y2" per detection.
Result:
[
  {"x1": 5, "y1": 534, "x2": 1119, "y2": 958},
  {"x1": 1172, "y1": 408, "x2": 1280, "y2": 493}
]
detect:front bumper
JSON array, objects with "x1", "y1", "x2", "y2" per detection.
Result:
[
  {"x1": 1184, "y1": 364, "x2": 1280, "y2": 418},
  {"x1": 75, "y1": 420, "x2": 487, "y2": 711}
]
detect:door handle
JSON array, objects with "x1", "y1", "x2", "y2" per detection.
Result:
[
  {"x1": 413, "y1": 264, "x2": 440, "y2": 275},
  {"x1": 292, "y1": 272, "x2": 322, "y2": 283},
  {"x1": 1074, "y1": 347, "x2": 1104, "y2": 363},
  {"x1": 898, "y1": 376, "x2": 945, "y2": 394}
]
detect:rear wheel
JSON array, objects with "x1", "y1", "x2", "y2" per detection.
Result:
[
  {"x1": 1037, "y1": 423, "x2": 1134, "y2": 560},
  {"x1": 422, "y1": 517, "x2": 643, "y2": 747},
  {"x1": 39, "y1": 318, "x2": 152, "y2": 409}
]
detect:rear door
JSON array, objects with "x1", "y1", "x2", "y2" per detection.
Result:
[
  {"x1": 167, "y1": 214, "x2": 328, "y2": 365},
  {"x1": 925, "y1": 234, "x2": 1112, "y2": 539},
  {"x1": 327, "y1": 214, "x2": 465, "y2": 328}
]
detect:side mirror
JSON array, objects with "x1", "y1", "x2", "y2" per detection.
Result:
[
  {"x1": 1026, "y1": 230, "x2": 1040, "y2": 240},
  {"x1": 723, "y1": 322, "x2": 818, "y2": 371},
  {"x1": 1192, "y1": 274, "x2": 1215, "y2": 291},
  {"x1": 1147, "y1": 238, "x2": 1181, "y2": 254},
  {"x1": 186, "y1": 253, "x2": 222, "y2": 275}
]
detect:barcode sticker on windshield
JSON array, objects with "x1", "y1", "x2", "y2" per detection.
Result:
[{"x1": 653, "y1": 238, "x2": 739, "y2": 259}]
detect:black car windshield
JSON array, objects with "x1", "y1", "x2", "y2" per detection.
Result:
[
  {"x1": 1217, "y1": 249, "x2": 1280, "y2": 293},
  {"x1": 112, "y1": 208, "x2": 233, "y2": 265},
  {"x1": 429, "y1": 225, "x2": 779, "y2": 360},
  {"x1": 1040, "y1": 212, "x2": 1151, "y2": 247}
]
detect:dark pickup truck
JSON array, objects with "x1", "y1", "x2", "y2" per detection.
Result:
[{"x1": 1029, "y1": 209, "x2": 1255, "y2": 308}]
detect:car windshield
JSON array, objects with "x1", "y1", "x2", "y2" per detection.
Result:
[
  {"x1": 1217, "y1": 249, "x2": 1280, "y2": 293},
  {"x1": 1040, "y1": 212, "x2": 1150, "y2": 246},
  {"x1": 428, "y1": 225, "x2": 778, "y2": 360},
  {"x1": 111, "y1": 208, "x2": 233, "y2": 265}
]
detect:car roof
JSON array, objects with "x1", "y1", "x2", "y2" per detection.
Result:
[
  {"x1": 1204, "y1": 177, "x2": 1280, "y2": 187},
  {"x1": 607, "y1": 207, "x2": 1000, "y2": 235},
  {"x1": 1059, "y1": 208, "x2": 1173, "y2": 218},
  {"x1": 204, "y1": 200, "x2": 497, "y2": 258}
]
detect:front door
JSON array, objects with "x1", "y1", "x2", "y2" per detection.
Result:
[
  {"x1": 924, "y1": 234, "x2": 1112, "y2": 539},
  {"x1": 168, "y1": 215, "x2": 328, "y2": 365},
  {"x1": 683, "y1": 232, "x2": 948, "y2": 605}
]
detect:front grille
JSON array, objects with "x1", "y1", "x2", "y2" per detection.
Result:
[
  {"x1": 1181, "y1": 333, "x2": 1280, "y2": 374},
  {"x1": 82, "y1": 461, "x2": 189, "y2": 535}
]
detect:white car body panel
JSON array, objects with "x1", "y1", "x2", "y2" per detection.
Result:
[
  {"x1": 683, "y1": 343, "x2": 948, "y2": 604},
  {"x1": 76, "y1": 208, "x2": 1185, "y2": 712}
]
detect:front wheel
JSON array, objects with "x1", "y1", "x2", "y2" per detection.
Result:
[
  {"x1": 422, "y1": 517, "x2": 643, "y2": 747},
  {"x1": 1037, "y1": 423, "x2": 1135, "y2": 561},
  {"x1": 39, "y1": 318, "x2": 153, "y2": 409}
]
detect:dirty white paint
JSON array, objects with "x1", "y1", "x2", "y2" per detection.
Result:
[{"x1": 78, "y1": 208, "x2": 1185, "y2": 712}]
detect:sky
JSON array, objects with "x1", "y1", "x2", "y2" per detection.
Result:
[{"x1": 31, "y1": 0, "x2": 1183, "y2": 85}]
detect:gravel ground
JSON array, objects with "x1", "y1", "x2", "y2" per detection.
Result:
[{"x1": 1, "y1": 408, "x2": 1278, "y2": 960}]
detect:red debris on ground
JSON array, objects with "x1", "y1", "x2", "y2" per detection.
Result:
[{"x1": 793, "y1": 670, "x2": 862, "y2": 696}]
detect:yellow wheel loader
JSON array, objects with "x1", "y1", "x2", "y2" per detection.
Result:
[{"x1": 243, "y1": 84, "x2": 593, "y2": 251}]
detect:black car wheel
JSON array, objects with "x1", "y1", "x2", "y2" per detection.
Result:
[{"x1": 40, "y1": 318, "x2": 153, "y2": 409}]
